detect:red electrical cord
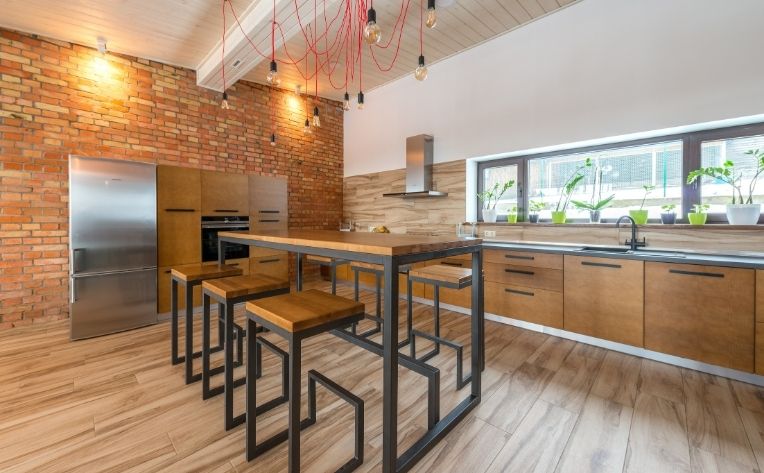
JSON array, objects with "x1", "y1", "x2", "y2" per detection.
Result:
[{"x1": 221, "y1": 0, "x2": 227, "y2": 91}]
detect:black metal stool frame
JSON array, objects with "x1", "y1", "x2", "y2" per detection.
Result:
[
  {"x1": 350, "y1": 265, "x2": 414, "y2": 347},
  {"x1": 246, "y1": 312, "x2": 365, "y2": 472},
  {"x1": 202, "y1": 286, "x2": 289, "y2": 430},
  {"x1": 305, "y1": 256, "x2": 348, "y2": 295}
]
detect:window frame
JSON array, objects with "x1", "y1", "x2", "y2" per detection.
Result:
[{"x1": 476, "y1": 122, "x2": 764, "y2": 224}]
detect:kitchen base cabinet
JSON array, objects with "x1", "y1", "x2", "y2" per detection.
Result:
[
  {"x1": 758, "y1": 271, "x2": 764, "y2": 375},
  {"x1": 645, "y1": 262, "x2": 755, "y2": 373},
  {"x1": 564, "y1": 255, "x2": 644, "y2": 347},
  {"x1": 486, "y1": 282, "x2": 563, "y2": 328},
  {"x1": 250, "y1": 253, "x2": 288, "y2": 281}
]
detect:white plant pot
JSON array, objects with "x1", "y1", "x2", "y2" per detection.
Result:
[
  {"x1": 482, "y1": 208, "x2": 497, "y2": 223},
  {"x1": 726, "y1": 204, "x2": 761, "y2": 225}
]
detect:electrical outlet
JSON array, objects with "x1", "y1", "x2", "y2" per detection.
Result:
[{"x1": 484, "y1": 230, "x2": 496, "y2": 238}]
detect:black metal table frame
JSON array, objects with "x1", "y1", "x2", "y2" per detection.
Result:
[{"x1": 218, "y1": 234, "x2": 484, "y2": 473}]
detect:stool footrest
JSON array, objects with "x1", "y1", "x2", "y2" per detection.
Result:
[{"x1": 411, "y1": 330, "x2": 471, "y2": 391}]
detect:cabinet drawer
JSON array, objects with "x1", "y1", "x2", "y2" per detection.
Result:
[
  {"x1": 250, "y1": 214, "x2": 288, "y2": 231},
  {"x1": 432, "y1": 285, "x2": 471, "y2": 309},
  {"x1": 485, "y1": 281, "x2": 562, "y2": 329},
  {"x1": 485, "y1": 249, "x2": 562, "y2": 270},
  {"x1": 645, "y1": 262, "x2": 754, "y2": 372},
  {"x1": 485, "y1": 262, "x2": 562, "y2": 291},
  {"x1": 250, "y1": 254, "x2": 288, "y2": 280}
]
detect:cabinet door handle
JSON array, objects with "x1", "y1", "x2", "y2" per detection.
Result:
[
  {"x1": 505, "y1": 288, "x2": 534, "y2": 297},
  {"x1": 669, "y1": 269, "x2": 724, "y2": 278},
  {"x1": 259, "y1": 258, "x2": 280, "y2": 264},
  {"x1": 214, "y1": 209, "x2": 239, "y2": 213},
  {"x1": 505, "y1": 254, "x2": 534, "y2": 260},
  {"x1": 258, "y1": 219, "x2": 280, "y2": 223},
  {"x1": 164, "y1": 208, "x2": 196, "y2": 212},
  {"x1": 505, "y1": 268, "x2": 535, "y2": 275},
  {"x1": 164, "y1": 270, "x2": 171, "y2": 274},
  {"x1": 441, "y1": 261, "x2": 463, "y2": 267},
  {"x1": 581, "y1": 261, "x2": 622, "y2": 269},
  {"x1": 259, "y1": 210, "x2": 280, "y2": 214}
]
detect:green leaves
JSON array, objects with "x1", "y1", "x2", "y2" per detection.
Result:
[
  {"x1": 477, "y1": 180, "x2": 515, "y2": 209},
  {"x1": 572, "y1": 194, "x2": 615, "y2": 211},
  {"x1": 555, "y1": 158, "x2": 593, "y2": 212}
]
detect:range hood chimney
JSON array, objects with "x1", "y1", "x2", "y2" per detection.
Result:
[{"x1": 383, "y1": 134, "x2": 447, "y2": 198}]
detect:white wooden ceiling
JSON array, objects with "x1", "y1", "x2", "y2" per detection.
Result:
[{"x1": 0, "y1": 0, "x2": 577, "y2": 100}]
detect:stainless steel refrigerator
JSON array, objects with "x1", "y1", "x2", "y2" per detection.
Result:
[{"x1": 69, "y1": 156, "x2": 158, "y2": 340}]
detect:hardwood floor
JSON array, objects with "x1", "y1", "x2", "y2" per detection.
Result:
[{"x1": 2, "y1": 279, "x2": 764, "y2": 473}]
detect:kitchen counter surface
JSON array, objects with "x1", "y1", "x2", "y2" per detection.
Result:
[{"x1": 483, "y1": 239, "x2": 764, "y2": 269}]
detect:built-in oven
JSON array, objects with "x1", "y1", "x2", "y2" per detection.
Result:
[{"x1": 201, "y1": 216, "x2": 250, "y2": 262}]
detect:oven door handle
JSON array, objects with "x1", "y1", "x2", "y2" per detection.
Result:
[{"x1": 202, "y1": 225, "x2": 250, "y2": 230}]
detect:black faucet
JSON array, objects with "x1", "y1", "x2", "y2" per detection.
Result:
[{"x1": 616, "y1": 215, "x2": 646, "y2": 251}]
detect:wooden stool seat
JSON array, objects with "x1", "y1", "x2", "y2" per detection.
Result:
[
  {"x1": 171, "y1": 263, "x2": 242, "y2": 284},
  {"x1": 409, "y1": 264, "x2": 473, "y2": 287},
  {"x1": 246, "y1": 289, "x2": 364, "y2": 333},
  {"x1": 349, "y1": 261, "x2": 411, "y2": 273},
  {"x1": 203, "y1": 274, "x2": 289, "y2": 300}
]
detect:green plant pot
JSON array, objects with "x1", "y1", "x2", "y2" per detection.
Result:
[
  {"x1": 629, "y1": 209, "x2": 649, "y2": 225},
  {"x1": 551, "y1": 211, "x2": 567, "y2": 224},
  {"x1": 506, "y1": 214, "x2": 518, "y2": 223},
  {"x1": 688, "y1": 212, "x2": 707, "y2": 225}
]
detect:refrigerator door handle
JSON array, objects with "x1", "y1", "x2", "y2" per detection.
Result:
[
  {"x1": 72, "y1": 248, "x2": 84, "y2": 274},
  {"x1": 70, "y1": 277, "x2": 77, "y2": 304}
]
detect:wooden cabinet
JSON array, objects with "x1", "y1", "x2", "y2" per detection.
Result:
[
  {"x1": 249, "y1": 174, "x2": 288, "y2": 230},
  {"x1": 157, "y1": 166, "x2": 201, "y2": 267},
  {"x1": 157, "y1": 258, "x2": 250, "y2": 314},
  {"x1": 485, "y1": 249, "x2": 563, "y2": 270},
  {"x1": 564, "y1": 255, "x2": 644, "y2": 347},
  {"x1": 201, "y1": 171, "x2": 249, "y2": 216},
  {"x1": 250, "y1": 253, "x2": 289, "y2": 281},
  {"x1": 485, "y1": 263, "x2": 562, "y2": 292},
  {"x1": 645, "y1": 262, "x2": 755, "y2": 372},
  {"x1": 757, "y1": 271, "x2": 764, "y2": 374},
  {"x1": 485, "y1": 282, "x2": 563, "y2": 328}
]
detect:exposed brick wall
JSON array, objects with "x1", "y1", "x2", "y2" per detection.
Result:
[{"x1": 0, "y1": 28, "x2": 344, "y2": 329}]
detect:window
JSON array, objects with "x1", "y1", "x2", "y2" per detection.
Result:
[
  {"x1": 700, "y1": 134, "x2": 764, "y2": 213},
  {"x1": 526, "y1": 141, "x2": 682, "y2": 221},
  {"x1": 476, "y1": 122, "x2": 764, "y2": 223}
]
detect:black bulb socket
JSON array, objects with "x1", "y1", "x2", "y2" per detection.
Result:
[
  {"x1": 304, "y1": 118, "x2": 310, "y2": 127},
  {"x1": 344, "y1": 92, "x2": 350, "y2": 101},
  {"x1": 357, "y1": 91, "x2": 365, "y2": 104},
  {"x1": 269, "y1": 60, "x2": 277, "y2": 73},
  {"x1": 270, "y1": 133, "x2": 276, "y2": 142},
  {"x1": 313, "y1": 106, "x2": 319, "y2": 117},
  {"x1": 427, "y1": 0, "x2": 435, "y2": 9},
  {"x1": 418, "y1": 55, "x2": 426, "y2": 67},
  {"x1": 367, "y1": 8, "x2": 377, "y2": 24},
  {"x1": 222, "y1": 91, "x2": 228, "y2": 100}
]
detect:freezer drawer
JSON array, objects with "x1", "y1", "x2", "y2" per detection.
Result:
[{"x1": 70, "y1": 268, "x2": 157, "y2": 340}]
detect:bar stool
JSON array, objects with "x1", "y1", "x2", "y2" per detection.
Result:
[
  {"x1": 348, "y1": 262, "x2": 412, "y2": 344},
  {"x1": 170, "y1": 263, "x2": 242, "y2": 385},
  {"x1": 201, "y1": 274, "x2": 290, "y2": 430},
  {"x1": 305, "y1": 255, "x2": 347, "y2": 295},
  {"x1": 245, "y1": 289, "x2": 365, "y2": 473},
  {"x1": 407, "y1": 264, "x2": 476, "y2": 390}
]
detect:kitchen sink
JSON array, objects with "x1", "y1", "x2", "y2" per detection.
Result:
[
  {"x1": 579, "y1": 246, "x2": 631, "y2": 253},
  {"x1": 578, "y1": 246, "x2": 686, "y2": 258}
]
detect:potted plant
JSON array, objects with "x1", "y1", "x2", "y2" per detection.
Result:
[
  {"x1": 506, "y1": 206, "x2": 518, "y2": 223},
  {"x1": 553, "y1": 158, "x2": 592, "y2": 224},
  {"x1": 660, "y1": 204, "x2": 677, "y2": 224},
  {"x1": 528, "y1": 200, "x2": 545, "y2": 223},
  {"x1": 688, "y1": 203, "x2": 709, "y2": 225},
  {"x1": 629, "y1": 185, "x2": 654, "y2": 225},
  {"x1": 477, "y1": 180, "x2": 515, "y2": 223},
  {"x1": 572, "y1": 195, "x2": 615, "y2": 223},
  {"x1": 687, "y1": 150, "x2": 764, "y2": 224}
]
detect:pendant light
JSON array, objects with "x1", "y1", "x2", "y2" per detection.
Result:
[
  {"x1": 312, "y1": 106, "x2": 321, "y2": 127},
  {"x1": 266, "y1": 60, "x2": 280, "y2": 86},
  {"x1": 357, "y1": 91, "x2": 365, "y2": 110},
  {"x1": 270, "y1": 133, "x2": 277, "y2": 146},
  {"x1": 363, "y1": 7, "x2": 382, "y2": 44},
  {"x1": 220, "y1": 91, "x2": 230, "y2": 109},
  {"x1": 414, "y1": 56, "x2": 428, "y2": 81},
  {"x1": 303, "y1": 118, "x2": 312, "y2": 134},
  {"x1": 343, "y1": 92, "x2": 351, "y2": 111},
  {"x1": 425, "y1": 0, "x2": 437, "y2": 28}
]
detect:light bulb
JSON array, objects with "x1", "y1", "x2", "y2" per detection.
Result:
[
  {"x1": 303, "y1": 118, "x2": 312, "y2": 134},
  {"x1": 220, "y1": 91, "x2": 230, "y2": 110},
  {"x1": 343, "y1": 92, "x2": 351, "y2": 111},
  {"x1": 425, "y1": 0, "x2": 437, "y2": 28},
  {"x1": 312, "y1": 106, "x2": 321, "y2": 127},
  {"x1": 266, "y1": 60, "x2": 280, "y2": 86},
  {"x1": 357, "y1": 91, "x2": 365, "y2": 110},
  {"x1": 414, "y1": 55, "x2": 428, "y2": 81},
  {"x1": 363, "y1": 8, "x2": 382, "y2": 44},
  {"x1": 270, "y1": 133, "x2": 276, "y2": 146}
]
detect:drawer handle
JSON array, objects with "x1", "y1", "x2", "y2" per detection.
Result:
[
  {"x1": 505, "y1": 268, "x2": 535, "y2": 276},
  {"x1": 505, "y1": 254, "x2": 534, "y2": 260},
  {"x1": 581, "y1": 261, "x2": 622, "y2": 269},
  {"x1": 441, "y1": 261, "x2": 463, "y2": 267},
  {"x1": 259, "y1": 210, "x2": 280, "y2": 214},
  {"x1": 230, "y1": 263, "x2": 240, "y2": 267},
  {"x1": 214, "y1": 209, "x2": 239, "y2": 213},
  {"x1": 164, "y1": 208, "x2": 196, "y2": 212},
  {"x1": 669, "y1": 269, "x2": 724, "y2": 278},
  {"x1": 259, "y1": 259, "x2": 280, "y2": 264},
  {"x1": 505, "y1": 288, "x2": 534, "y2": 297},
  {"x1": 164, "y1": 270, "x2": 171, "y2": 274},
  {"x1": 258, "y1": 219, "x2": 280, "y2": 223}
]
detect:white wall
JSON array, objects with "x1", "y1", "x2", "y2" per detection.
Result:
[{"x1": 344, "y1": 0, "x2": 764, "y2": 177}]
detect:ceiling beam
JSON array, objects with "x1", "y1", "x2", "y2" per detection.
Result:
[{"x1": 196, "y1": 0, "x2": 341, "y2": 92}]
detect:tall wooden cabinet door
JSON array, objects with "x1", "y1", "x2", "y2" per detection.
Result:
[
  {"x1": 757, "y1": 271, "x2": 764, "y2": 374},
  {"x1": 249, "y1": 175, "x2": 288, "y2": 230},
  {"x1": 645, "y1": 262, "x2": 755, "y2": 372},
  {"x1": 157, "y1": 166, "x2": 201, "y2": 267},
  {"x1": 563, "y1": 255, "x2": 644, "y2": 347},
  {"x1": 201, "y1": 171, "x2": 249, "y2": 216}
]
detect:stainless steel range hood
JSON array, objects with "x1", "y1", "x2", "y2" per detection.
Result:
[{"x1": 383, "y1": 134, "x2": 448, "y2": 198}]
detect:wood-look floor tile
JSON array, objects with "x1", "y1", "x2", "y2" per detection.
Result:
[
  {"x1": 638, "y1": 358, "x2": 685, "y2": 405},
  {"x1": 538, "y1": 344, "x2": 603, "y2": 414},
  {"x1": 590, "y1": 351, "x2": 642, "y2": 408},
  {"x1": 690, "y1": 447, "x2": 760, "y2": 473}
]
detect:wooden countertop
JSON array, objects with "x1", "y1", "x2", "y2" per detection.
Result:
[{"x1": 218, "y1": 229, "x2": 482, "y2": 256}]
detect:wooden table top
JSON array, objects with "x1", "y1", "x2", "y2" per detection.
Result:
[{"x1": 218, "y1": 229, "x2": 482, "y2": 256}]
